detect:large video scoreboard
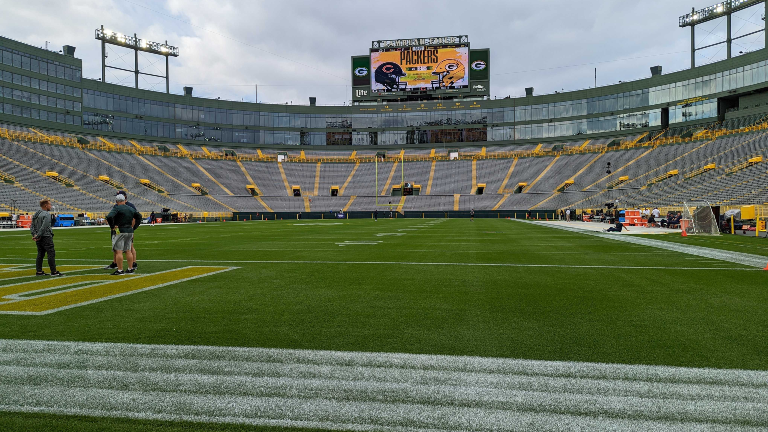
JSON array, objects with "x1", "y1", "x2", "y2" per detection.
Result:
[{"x1": 352, "y1": 36, "x2": 489, "y2": 103}]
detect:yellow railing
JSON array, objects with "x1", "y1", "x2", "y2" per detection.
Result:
[
  {"x1": 2, "y1": 115, "x2": 768, "y2": 167},
  {"x1": 0, "y1": 171, "x2": 15, "y2": 184}
]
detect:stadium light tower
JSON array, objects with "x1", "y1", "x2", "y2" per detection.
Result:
[
  {"x1": 95, "y1": 25, "x2": 179, "y2": 93},
  {"x1": 680, "y1": 0, "x2": 767, "y2": 69}
]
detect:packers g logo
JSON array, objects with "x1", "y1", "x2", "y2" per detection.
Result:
[
  {"x1": 354, "y1": 67, "x2": 369, "y2": 77},
  {"x1": 471, "y1": 60, "x2": 487, "y2": 71}
]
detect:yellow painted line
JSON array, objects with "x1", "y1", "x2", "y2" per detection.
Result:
[
  {"x1": 78, "y1": 150, "x2": 184, "y2": 213},
  {"x1": 497, "y1": 158, "x2": 518, "y2": 194},
  {"x1": 529, "y1": 193, "x2": 558, "y2": 211},
  {"x1": 426, "y1": 161, "x2": 436, "y2": 195},
  {"x1": 235, "y1": 161, "x2": 270, "y2": 212},
  {"x1": 255, "y1": 197, "x2": 273, "y2": 212},
  {"x1": 396, "y1": 195, "x2": 406, "y2": 213},
  {"x1": 569, "y1": 153, "x2": 604, "y2": 185},
  {"x1": 135, "y1": 156, "x2": 224, "y2": 211},
  {"x1": 129, "y1": 140, "x2": 144, "y2": 150},
  {"x1": 349, "y1": 150, "x2": 357, "y2": 160},
  {"x1": 524, "y1": 156, "x2": 560, "y2": 193},
  {"x1": 340, "y1": 162, "x2": 359, "y2": 196},
  {"x1": 471, "y1": 160, "x2": 477, "y2": 194},
  {"x1": 189, "y1": 158, "x2": 234, "y2": 196},
  {"x1": 380, "y1": 161, "x2": 399, "y2": 195},
  {"x1": 342, "y1": 196, "x2": 356, "y2": 212},
  {"x1": 0, "y1": 266, "x2": 101, "y2": 281},
  {"x1": 277, "y1": 162, "x2": 292, "y2": 195},
  {"x1": 528, "y1": 157, "x2": 561, "y2": 193},
  {"x1": 0, "y1": 267, "x2": 234, "y2": 314},
  {"x1": 201, "y1": 146, "x2": 212, "y2": 156},
  {"x1": 257, "y1": 149, "x2": 264, "y2": 158},
  {"x1": 581, "y1": 148, "x2": 654, "y2": 191},
  {"x1": 303, "y1": 196, "x2": 311, "y2": 212},
  {"x1": 492, "y1": 194, "x2": 510, "y2": 211},
  {"x1": 0, "y1": 275, "x2": 111, "y2": 298},
  {"x1": 429, "y1": 148, "x2": 435, "y2": 158},
  {"x1": 236, "y1": 160, "x2": 262, "y2": 196},
  {"x1": 453, "y1": 194, "x2": 460, "y2": 211},
  {"x1": 136, "y1": 155, "x2": 197, "y2": 194},
  {"x1": 97, "y1": 137, "x2": 116, "y2": 149},
  {"x1": 176, "y1": 144, "x2": 188, "y2": 154},
  {"x1": 579, "y1": 140, "x2": 591, "y2": 149},
  {"x1": 313, "y1": 162, "x2": 321, "y2": 196},
  {"x1": 534, "y1": 143, "x2": 543, "y2": 153}
]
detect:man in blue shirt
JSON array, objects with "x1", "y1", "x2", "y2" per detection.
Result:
[{"x1": 104, "y1": 190, "x2": 139, "y2": 270}]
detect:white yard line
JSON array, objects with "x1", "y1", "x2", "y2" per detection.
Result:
[
  {"x1": 517, "y1": 220, "x2": 768, "y2": 269},
  {"x1": 0, "y1": 339, "x2": 765, "y2": 431}
]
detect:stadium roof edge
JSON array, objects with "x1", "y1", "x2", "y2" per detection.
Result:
[{"x1": 0, "y1": 35, "x2": 82, "y2": 67}]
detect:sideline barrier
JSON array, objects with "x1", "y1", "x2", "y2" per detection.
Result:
[{"x1": 232, "y1": 210, "x2": 558, "y2": 221}]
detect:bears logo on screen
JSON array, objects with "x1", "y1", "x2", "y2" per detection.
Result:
[
  {"x1": 432, "y1": 59, "x2": 465, "y2": 88},
  {"x1": 471, "y1": 60, "x2": 487, "y2": 71},
  {"x1": 374, "y1": 62, "x2": 406, "y2": 91}
]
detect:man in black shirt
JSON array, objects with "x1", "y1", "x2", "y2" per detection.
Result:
[
  {"x1": 605, "y1": 221, "x2": 628, "y2": 233},
  {"x1": 104, "y1": 191, "x2": 140, "y2": 270},
  {"x1": 470, "y1": 208, "x2": 475, "y2": 222}
]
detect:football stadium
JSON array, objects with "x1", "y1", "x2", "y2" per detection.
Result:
[{"x1": 1, "y1": 1, "x2": 768, "y2": 430}]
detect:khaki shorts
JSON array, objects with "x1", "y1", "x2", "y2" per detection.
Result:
[{"x1": 112, "y1": 233, "x2": 133, "y2": 252}]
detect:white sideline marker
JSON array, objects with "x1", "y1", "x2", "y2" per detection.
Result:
[{"x1": 0, "y1": 339, "x2": 766, "y2": 431}]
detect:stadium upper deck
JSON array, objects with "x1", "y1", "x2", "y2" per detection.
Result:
[{"x1": 2, "y1": 34, "x2": 768, "y2": 148}]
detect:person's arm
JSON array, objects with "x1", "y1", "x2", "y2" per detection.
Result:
[
  {"x1": 132, "y1": 211, "x2": 142, "y2": 229},
  {"x1": 38, "y1": 212, "x2": 51, "y2": 237},
  {"x1": 30, "y1": 213, "x2": 38, "y2": 240},
  {"x1": 106, "y1": 208, "x2": 117, "y2": 229}
]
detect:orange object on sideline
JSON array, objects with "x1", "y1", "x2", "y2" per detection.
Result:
[
  {"x1": 764, "y1": 262, "x2": 768, "y2": 271},
  {"x1": 681, "y1": 230, "x2": 688, "y2": 237}
]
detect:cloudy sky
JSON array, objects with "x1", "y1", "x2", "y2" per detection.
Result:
[{"x1": 2, "y1": 0, "x2": 766, "y2": 105}]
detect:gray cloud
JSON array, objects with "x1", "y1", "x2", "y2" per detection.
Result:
[{"x1": 2, "y1": 0, "x2": 765, "y2": 105}]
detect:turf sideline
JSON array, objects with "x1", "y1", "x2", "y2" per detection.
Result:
[
  {"x1": 517, "y1": 219, "x2": 768, "y2": 268},
  {"x1": 0, "y1": 258, "x2": 754, "y2": 271},
  {"x1": 0, "y1": 339, "x2": 767, "y2": 431}
]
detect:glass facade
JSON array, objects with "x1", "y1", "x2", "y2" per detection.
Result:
[
  {"x1": 0, "y1": 84, "x2": 81, "y2": 112},
  {"x1": 2, "y1": 36, "x2": 768, "y2": 146},
  {"x1": 0, "y1": 101, "x2": 80, "y2": 125},
  {"x1": 0, "y1": 45, "x2": 81, "y2": 82}
]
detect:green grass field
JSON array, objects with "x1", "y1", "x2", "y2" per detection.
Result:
[{"x1": 0, "y1": 218, "x2": 766, "y2": 430}]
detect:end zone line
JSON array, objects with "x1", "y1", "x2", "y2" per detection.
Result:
[{"x1": 0, "y1": 258, "x2": 755, "y2": 271}]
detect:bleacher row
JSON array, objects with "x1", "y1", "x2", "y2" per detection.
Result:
[{"x1": 1, "y1": 122, "x2": 768, "y2": 215}]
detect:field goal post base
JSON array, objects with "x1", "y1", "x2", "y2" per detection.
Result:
[{"x1": 682, "y1": 201, "x2": 720, "y2": 235}]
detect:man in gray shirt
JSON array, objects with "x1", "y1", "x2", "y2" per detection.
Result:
[{"x1": 30, "y1": 199, "x2": 62, "y2": 276}]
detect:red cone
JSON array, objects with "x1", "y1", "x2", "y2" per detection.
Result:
[
  {"x1": 681, "y1": 230, "x2": 687, "y2": 237},
  {"x1": 764, "y1": 262, "x2": 768, "y2": 271}
]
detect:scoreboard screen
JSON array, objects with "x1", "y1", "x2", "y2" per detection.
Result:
[
  {"x1": 403, "y1": 182, "x2": 414, "y2": 196},
  {"x1": 370, "y1": 45, "x2": 469, "y2": 92}
]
